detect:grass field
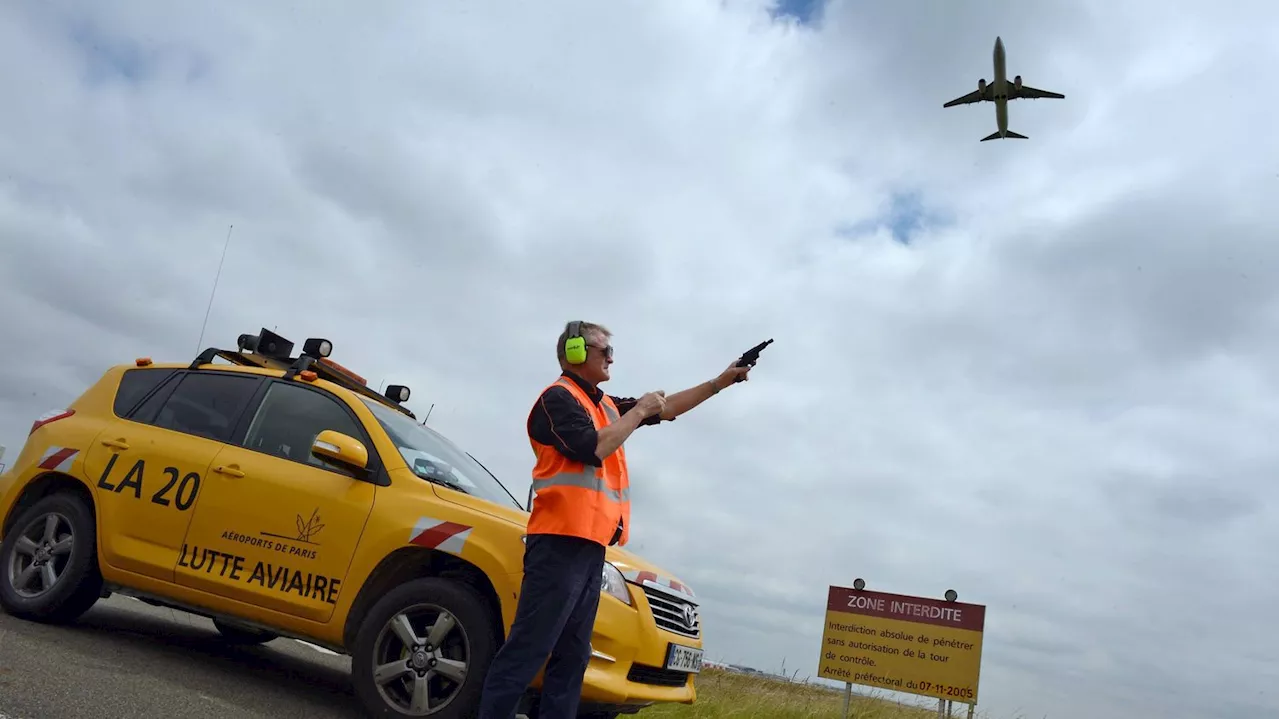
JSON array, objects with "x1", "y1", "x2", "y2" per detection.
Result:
[{"x1": 635, "y1": 667, "x2": 950, "y2": 719}]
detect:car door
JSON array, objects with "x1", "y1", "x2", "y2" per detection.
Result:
[
  {"x1": 174, "y1": 378, "x2": 378, "y2": 623},
  {"x1": 82, "y1": 369, "x2": 264, "y2": 583}
]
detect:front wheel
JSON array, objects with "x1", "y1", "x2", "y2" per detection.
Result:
[
  {"x1": 351, "y1": 577, "x2": 499, "y2": 718},
  {"x1": 0, "y1": 492, "x2": 103, "y2": 623}
]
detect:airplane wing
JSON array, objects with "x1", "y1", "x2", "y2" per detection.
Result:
[
  {"x1": 943, "y1": 89, "x2": 987, "y2": 108},
  {"x1": 1011, "y1": 84, "x2": 1065, "y2": 100}
]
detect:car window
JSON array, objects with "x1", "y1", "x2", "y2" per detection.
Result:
[
  {"x1": 242, "y1": 381, "x2": 368, "y2": 476},
  {"x1": 359, "y1": 396, "x2": 522, "y2": 508},
  {"x1": 147, "y1": 372, "x2": 262, "y2": 443},
  {"x1": 113, "y1": 367, "x2": 179, "y2": 418},
  {"x1": 129, "y1": 377, "x2": 178, "y2": 425}
]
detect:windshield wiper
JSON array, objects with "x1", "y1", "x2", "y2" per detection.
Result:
[
  {"x1": 416, "y1": 472, "x2": 470, "y2": 494},
  {"x1": 467, "y1": 451, "x2": 521, "y2": 506}
]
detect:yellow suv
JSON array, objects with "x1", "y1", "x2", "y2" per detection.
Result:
[{"x1": 0, "y1": 328, "x2": 704, "y2": 718}]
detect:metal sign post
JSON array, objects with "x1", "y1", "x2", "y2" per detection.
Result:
[{"x1": 838, "y1": 577, "x2": 866, "y2": 719}]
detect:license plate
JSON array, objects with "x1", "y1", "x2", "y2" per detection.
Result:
[{"x1": 665, "y1": 643, "x2": 703, "y2": 673}]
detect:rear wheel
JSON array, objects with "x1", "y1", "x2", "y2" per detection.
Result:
[
  {"x1": 0, "y1": 492, "x2": 103, "y2": 623},
  {"x1": 212, "y1": 617, "x2": 279, "y2": 645},
  {"x1": 351, "y1": 577, "x2": 498, "y2": 718}
]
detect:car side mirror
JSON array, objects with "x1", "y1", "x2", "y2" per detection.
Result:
[{"x1": 311, "y1": 430, "x2": 369, "y2": 470}]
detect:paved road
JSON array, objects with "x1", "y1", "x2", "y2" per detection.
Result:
[{"x1": 0, "y1": 594, "x2": 369, "y2": 719}]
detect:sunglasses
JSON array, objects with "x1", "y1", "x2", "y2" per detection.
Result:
[{"x1": 588, "y1": 343, "x2": 614, "y2": 359}]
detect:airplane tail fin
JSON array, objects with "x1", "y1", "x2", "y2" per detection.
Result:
[{"x1": 981, "y1": 130, "x2": 1028, "y2": 141}]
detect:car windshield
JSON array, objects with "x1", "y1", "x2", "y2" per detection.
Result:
[{"x1": 360, "y1": 397, "x2": 522, "y2": 509}]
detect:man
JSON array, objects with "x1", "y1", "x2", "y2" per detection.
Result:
[{"x1": 477, "y1": 320, "x2": 753, "y2": 719}]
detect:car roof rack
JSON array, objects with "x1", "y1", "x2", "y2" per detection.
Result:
[{"x1": 188, "y1": 328, "x2": 417, "y2": 419}]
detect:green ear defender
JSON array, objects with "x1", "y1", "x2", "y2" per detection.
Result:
[{"x1": 564, "y1": 321, "x2": 588, "y2": 364}]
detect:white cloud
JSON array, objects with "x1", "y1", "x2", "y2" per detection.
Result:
[{"x1": 0, "y1": 1, "x2": 1275, "y2": 718}]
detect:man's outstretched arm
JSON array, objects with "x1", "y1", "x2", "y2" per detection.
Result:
[
  {"x1": 613, "y1": 362, "x2": 751, "y2": 422},
  {"x1": 655, "y1": 379, "x2": 723, "y2": 420}
]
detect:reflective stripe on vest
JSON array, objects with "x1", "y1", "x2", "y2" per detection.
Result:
[{"x1": 533, "y1": 465, "x2": 630, "y2": 503}]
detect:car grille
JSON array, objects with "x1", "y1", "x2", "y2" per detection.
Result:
[
  {"x1": 642, "y1": 585, "x2": 701, "y2": 639},
  {"x1": 627, "y1": 663, "x2": 692, "y2": 687}
]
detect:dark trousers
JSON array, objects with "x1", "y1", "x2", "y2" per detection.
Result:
[{"x1": 477, "y1": 533, "x2": 606, "y2": 719}]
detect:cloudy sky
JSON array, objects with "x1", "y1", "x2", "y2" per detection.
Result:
[{"x1": 0, "y1": 0, "x2": 1276, "y2": 717}]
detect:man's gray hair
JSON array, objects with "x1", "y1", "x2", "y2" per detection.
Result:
[{"x1": 556, "y1": 321, "x2": 611, "y2": 366}]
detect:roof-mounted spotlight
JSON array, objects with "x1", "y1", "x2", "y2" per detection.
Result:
[
  {"x1": 853, "y1": 578, "x2": 866, "y2": 591},
  {"x1": 385, "y1": 384, "x2": 411, "y2": 403},
  {"x1": 945, "y1": 589, "x2": 958, "y2": 602},
  {"x1": 303, "y1": 338, "x2": 333, "y2": 358},
  {"x1": 237, "y1": 333, "x2": 260, "y2": 352}
]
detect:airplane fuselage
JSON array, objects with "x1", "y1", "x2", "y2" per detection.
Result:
[
  {"x1": 943, "y1": 34, "x2": 1061, "y2": 140},
  {"x1": 992, "y1": 36, "x2": 1008, "y2": 136}
]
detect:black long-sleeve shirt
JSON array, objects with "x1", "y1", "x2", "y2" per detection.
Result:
[{"x1": 526, "y1": 371, "x2": 668, "y2": 468}]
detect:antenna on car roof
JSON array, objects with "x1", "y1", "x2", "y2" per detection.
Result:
[
  {"x1": 421, "y1": 403, "x2": 434, "y2": 425},
  {"x1": 195, "y1": 224, "x2": 235, "y2": 354}
]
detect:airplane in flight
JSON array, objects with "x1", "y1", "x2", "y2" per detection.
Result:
[{"x1": 943, "y1": 36, "x2": 1065, "y2": 141}]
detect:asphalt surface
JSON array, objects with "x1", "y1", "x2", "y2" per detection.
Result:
[{"x1": 0, "y1": 594, "x2": 370, "y2": 719}]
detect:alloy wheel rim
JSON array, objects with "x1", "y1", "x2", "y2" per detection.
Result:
[
  {"x1": 371, "y1": 602, "x2": 471, "y2": 715},
  {"x1": 6, "y1": 512, "x2": 74, "y2": 599}
]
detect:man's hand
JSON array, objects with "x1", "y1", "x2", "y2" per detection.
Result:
[
  {"x1": 597, "y1": 391, "x2": 664, "y2": 459},
  {"x1": 714, "y1": 362, "x2": 752, "y2": 389},
  {"x1": 636, "y1": 390, "x2": 667, "y2": 418}
]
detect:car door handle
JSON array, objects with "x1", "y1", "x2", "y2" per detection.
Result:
[
  {"x1": 100, "y1": 438, "x2": 130, "y2": 450},
  {"x1": 213, "y1": 465, "x2": 245, "y2": 478}
]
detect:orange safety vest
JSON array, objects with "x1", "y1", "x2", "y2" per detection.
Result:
[{"x1": 526, "y1": 376, "x2": 631, "y2": 547}]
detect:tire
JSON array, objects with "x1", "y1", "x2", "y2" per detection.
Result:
[
  {"x1": 0, "y1": 492, "x2": 103, "y2": 623},
  {"x1": 212, "y1": 617, "x2": 279, "y2": 645},
  {"x1": 351, "y1": 577, "x2": 499, "y2": 719}
]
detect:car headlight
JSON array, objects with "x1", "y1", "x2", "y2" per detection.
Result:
[{"x1": 601, "y1": 562, "x2": 632, "y2": 606}]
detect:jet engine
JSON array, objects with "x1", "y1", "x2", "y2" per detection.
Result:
[
  {"x1": 978, "y1": 78, "x2": 986, "y2": 93},
  {"x1": 1014, "y1": 75, "x2": 1022, "y2": 90}
]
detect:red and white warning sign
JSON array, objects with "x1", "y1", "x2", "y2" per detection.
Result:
[
  {"x1": 37, "y1": 446, "x2": 79, "y2": 473},
  {"x1": 408, "y1": 517, "x2": 474, "y2": 555}
]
